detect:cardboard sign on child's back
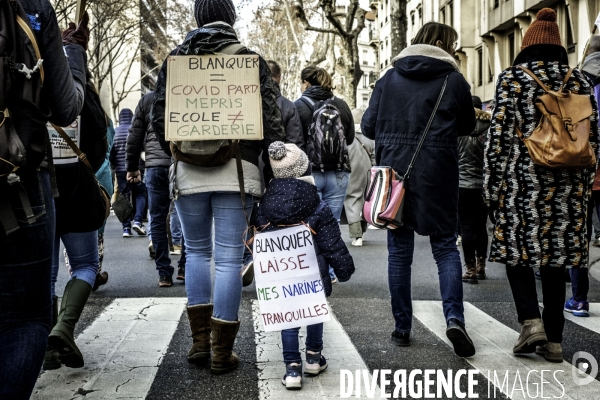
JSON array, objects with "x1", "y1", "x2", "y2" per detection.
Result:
[
  {"x1": 253, "y1": 225, "x2": 330, "y2": 332},
  {"x1": 165, "y1": 54, "x2": 263, "y2": 141}
]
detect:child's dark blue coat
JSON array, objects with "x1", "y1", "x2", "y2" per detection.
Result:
[{"x1": 252, "y1": 178, "x2": 355, "y2": 296}]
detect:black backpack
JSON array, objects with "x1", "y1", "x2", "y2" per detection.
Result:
[
  {"x1": 0, "y1": 0, "x2": 48, "y2": 235},
  {"x1": 301, "y1": 96, "x2": 348, "y2": 172}
]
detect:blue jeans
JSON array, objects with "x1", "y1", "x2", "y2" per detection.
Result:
[
  {"x1": 0, "y1": 170, "x2": 54, "y2": 399},
  {"x1": 570, "y1": 268, "x2": 590, "y2": 302},
  {"x1": 116, "y1": 171, "x2": 146, "y2": 229},
  {"x1": 170, "y1": 202, "x2": 182, "y2": 246},
  {"x1": 51, "y1": 230, "x2": 99, "y2": 298},
  {"x1": 175, "y1": 191, "x2": 252, "y2": 321},
  {"x1": 313, "y1": 171, "x2": 350, "y2": 279},
  {"x1": 281, "y1": 323, "x2": 324, "y2": 364},
  {"x1": 388, "y1": 227, "x2": 465, "y2": 333},
  {"x1": 146, "y1": 167, "x2": 173, "y2": 277}
]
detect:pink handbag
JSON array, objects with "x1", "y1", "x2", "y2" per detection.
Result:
[
  {"x1": 363, "y1": 167, "x2": 405, "y2": 229},
  {"x1": 362, "y1": 76, "x2": 449, "y2": 230}
]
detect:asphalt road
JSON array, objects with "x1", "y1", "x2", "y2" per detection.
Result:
[{"x1": 45, "y1": 215, "x2": 600, "y2": 399}]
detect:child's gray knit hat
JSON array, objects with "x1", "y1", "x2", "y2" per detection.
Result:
[{"x1": 268, "y1": 141, "x2": 309, "y2": 179}]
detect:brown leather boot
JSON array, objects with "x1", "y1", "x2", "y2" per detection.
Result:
[
  {"x1": 210, "y1": 317, "x2": 240, "y2": 374},
  {"x1": 476, "y1": 257, "x2": 486, "y2": 280},
  {"x1": 513, "y1": 318, "x2": 547, "y2": 354},
  {"x1": 187, "y1": 304, "x2": 213, "y2": 362},
  {"x1": 535, "y1": 342, "x2": 563, "y2": 363},
  {"x1": 461, "y1": 263, "x2": 478, "y2": 284}
]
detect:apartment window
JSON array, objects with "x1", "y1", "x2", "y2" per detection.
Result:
[
  {"x1": 477, "y1": 48, "x2": 483, "y2": 86},
  {"x1": 363, "y1": 95, "x2": 369, "y2": 104},
  {"x1": 380, "y1": 62, "x2": 383, "y2": 69},
  {"x1": 385, "y1": 58, "x2": 389, "y2": 66},
  {"x1": 508, "y1": 32, "x2": 515, "y2": 65},
  {"x1": 440, "y1": 7, "x2": 445, "y2": 24},
  {"x1": 448, "y1": 2, "x2": 453, "y2": 27},
  {"x1": 494, "y1": 0, "x2": 499, "y2": 9},
  {"x1": 411, "y1": 12, "x2": 415, "y2": 25},
  {"x1": 488, "y1": 57, "x2": 494, "y2": 83}
]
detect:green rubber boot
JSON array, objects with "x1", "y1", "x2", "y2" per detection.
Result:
[
  {"x1": 48, "y1": 278, "x2": 92, "y2": 368},
  {"x1": 43, "y1": 296, "x2": 61, "y2": 370}
]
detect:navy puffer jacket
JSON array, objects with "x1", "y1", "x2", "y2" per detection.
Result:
[
  {"x1": 252, "y1": 178, "x2": 355, "y2": 296},
  {"x1": 110, "y1": 109, "x2": 134, "y2": 173}
]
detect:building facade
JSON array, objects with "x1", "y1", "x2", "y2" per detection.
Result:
[
  {"x1": 370, "y1": 0, "x2": 600, "y2": 106},
  {"x1": 357, "y1": 21, "x2": 379, "y2": 111}
]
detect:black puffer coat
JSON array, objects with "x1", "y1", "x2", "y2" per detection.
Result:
[
  {"x1": 294, "y1": 86, "x2": 355, "y2": 172},
  {"x1": 127, "y1": 92, "x2": 171, "y2": 171},
  {"x1": 151, "y1": 22, "x2": 285, "y2": 166},
  {"x1": 362, "y1": 44, "x2": 475, "y2": 236},
  {"x1": 458, "y1": 109, "x2": 491, "y2": 189},
  {"x1": 252, "y1": 178, "x2": 355, "y2": 296}
]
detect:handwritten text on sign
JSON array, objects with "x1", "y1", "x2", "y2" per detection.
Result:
[
  {"x1": 253, "y1": 225, "x2": 330, "y2": 332},
  {"x1": 165, "y1": 55, "x2": 263, "y2": 141}
]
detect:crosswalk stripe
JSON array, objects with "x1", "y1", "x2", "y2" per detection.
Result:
[
  {"x1": 413, "y1": 301, "x2": 600, "y2": 400},
  {"x1": 558, "y1": 302, "x2": 600, "y2": 333},
  {"x1": 252, "y1": 300, "x2": 379, "y2": 399},
  {"x1": 32, "y1": 297, "x2": 187, "y2": 400}
]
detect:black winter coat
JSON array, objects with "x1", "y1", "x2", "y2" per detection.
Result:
[
  {"x1": 151, "y1": 23, "x2": 285, "y2": 168},
  {"x1": 252, "y1": 178, "x2": 355, "y2": 296},
  {"x1": 458, "y1": 109, "x2": 490, "y2": 189},
  {"x1": 362, "y1": 44, "x2": 475, "y2": 236},
  {"x1": 294, "y1": 86, "x2": 355, "y2": 172},
  {"x1": 127, "y1": 92, "x2": 171, "y2": 171},
  {"x1": 110, "y1": 109, "x2": 133, "y2": 173}
]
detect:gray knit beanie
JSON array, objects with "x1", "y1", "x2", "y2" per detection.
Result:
[
  {"x1": 268, "y1": 142, "x2": 309, "y2": 179},
  {"x1": 194, "y1": 0, "x2": 236, "y2": 27}
]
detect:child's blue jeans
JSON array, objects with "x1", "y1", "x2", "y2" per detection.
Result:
[{"x1": 281, "y1": 323, "x2": 324, "y2": 365}]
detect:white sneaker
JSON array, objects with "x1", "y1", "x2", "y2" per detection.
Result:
[
  {"x1": 281, "y1": 363, "x2": 302, "y2": 390},
  {"x1": 132, "y1": 223, "x2": 147, "y2": 236},
  {"x1": 456, "y1": 235, "x2": 462, "y2": 245},
  {"x1": 304, "y1": 351, "x2": 327, "y2": 375},
  {"x1": 170, "y1": 244, "x2": 182, "y2": 255},
  {"x1": 367, "y1": 225, "x2": 380, "y2": 230},
  {"x1": 352, "y1": 238, "x2": 363, "y2": 246}
]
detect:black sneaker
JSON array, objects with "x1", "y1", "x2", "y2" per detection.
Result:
[
  {"x1": 177, "y1": 266, "x2": 185, "y2": 281},
  {"x1": 391, "y1": 330, "x2": 410, "y2": 347},
  {"x1": 446, "y1": 318, "x2": 475, "y2": 358},
  {"x1": 159, "y1": 276, "x2": 172, "y2": 287},
  {"x1": 281, "y1": 363, "x2": 302, "y2": 390},
  {"x1": 304, "y1": 351, "x2": 327, "y2": 375}
]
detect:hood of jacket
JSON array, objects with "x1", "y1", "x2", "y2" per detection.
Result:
[
  {"x1": 178, "y1": 22, "x2": 240, "y2": 55},
  {"x1": 260, "y1": 178, "x2": 321, "y2": 225},
  {"x1": 583, "y1": 52, "x2": 600, "y2": 86},
  {"x1": 118, "y1": 108, "x2": 133, "y2": 126},
  {"x1": 302, "y1": 85, "x2": 333, "y2": 101},
  {"x1": 392, "y1": 44, "x2": 459, "y2": 80}
]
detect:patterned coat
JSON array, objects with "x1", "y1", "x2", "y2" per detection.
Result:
[{"x1": 483, "y1": 61, "x2": 599, "y2": 268}]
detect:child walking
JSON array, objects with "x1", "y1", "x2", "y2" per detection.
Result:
[{"x1": 252, "y1": 142, "x2": 355, "y2": 389}]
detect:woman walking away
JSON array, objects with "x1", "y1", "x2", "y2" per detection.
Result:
[
  {"x1": 362, "y1": 22, "x2": 476, "y2": 357},
  {"x1": 344, "y1": 109, "x2": 375, "y2": 246},
  {"x1": 151, "y1": 0, "x2": 286, "y2": 374},
  {"x1": 458, "y1": 96, "x2": 491, "y2": 284},
  {"x1": 294, "y1": 66, "x2": 355, "y2": 282},
  {"x1": 253, "y1": 142, "x2": 355, "y2": 390},
  {"x1": 484, "y1": 8, "x2": 598, "y2": 363}
]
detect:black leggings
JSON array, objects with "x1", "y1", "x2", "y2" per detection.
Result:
[
  {"x1": 506, "y1": 266, "x2": 566, "y2": 343},
  {"x1": 458, "y1": 188, "x2": 488, "y2": 264}
]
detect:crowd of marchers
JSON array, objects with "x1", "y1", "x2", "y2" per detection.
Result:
[{"x1": 1, "y1": 0, "x2": 599, "y2": 398}]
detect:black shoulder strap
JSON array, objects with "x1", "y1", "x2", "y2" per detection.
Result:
[{"x1": 403, "y1": 75, "x2": 449, "y2": 181}]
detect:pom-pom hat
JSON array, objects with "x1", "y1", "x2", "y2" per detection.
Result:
[
  {"x1": 521, "y1": 8, "x2": 562, "y2": 50},
  {"x1": 268, "y1": 142, "x2": 309, "y2": 179}
]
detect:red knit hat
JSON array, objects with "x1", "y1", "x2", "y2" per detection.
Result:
[{"x1": 521, "y1": 8, "x2": 562, "y2": 50}]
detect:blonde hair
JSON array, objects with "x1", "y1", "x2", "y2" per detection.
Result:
[{"x1": 301, "y1": 66, "x2": 334, "y2": 91}]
